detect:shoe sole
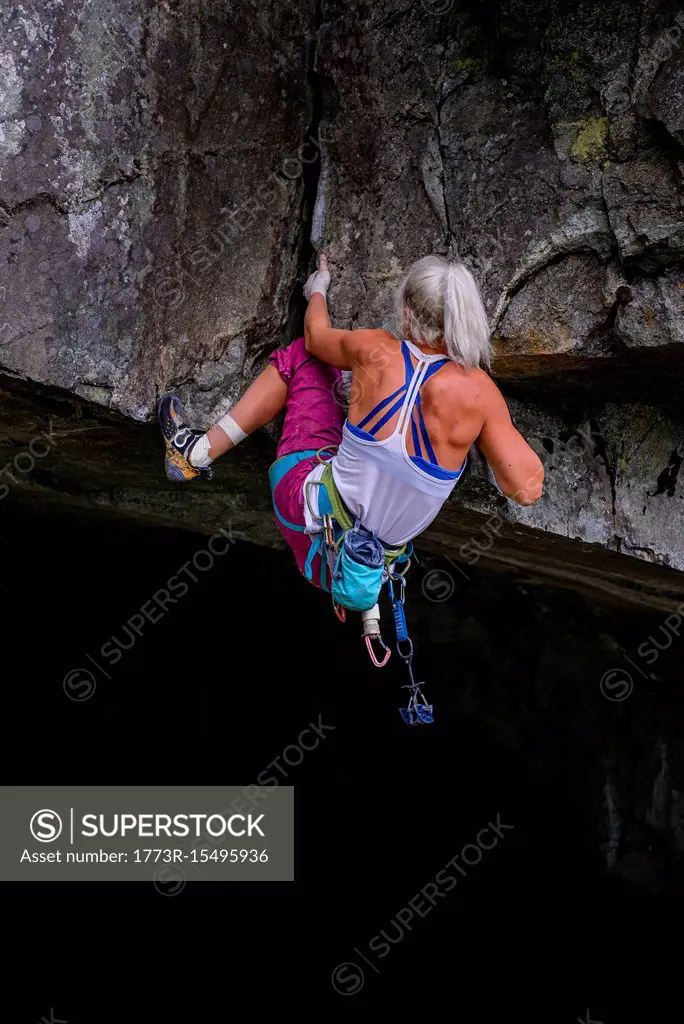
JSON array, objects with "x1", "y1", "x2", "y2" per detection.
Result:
[{"x1": 159, "y1": 395, "x2": 201, "y2": 482}]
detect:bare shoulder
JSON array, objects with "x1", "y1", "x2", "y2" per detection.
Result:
[
  {"x1": 465, "y1": 368, "x2": 506, "y2": 410},
  {"x1": 352, "y1": 327, "x2": 398, "y2": 343},
  {"x1": 353, "y1": 328, "x2": 399, "y2": 349},
  {"x1": 434, "y1": 363, "x2": 496, "y2": 404},
  {"x1": 344, "y1": 328, "x2": 399, "y2": 362}
]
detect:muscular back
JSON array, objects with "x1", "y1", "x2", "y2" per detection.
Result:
[
  {"x1": 303, "y1": 298, "x2": 544, "y2": 507},
  {"x1": 346, "y1": 329, "x2": 543, "y2": 504},
  {"x1": 348, "y1": 329, "x2": 487, "y2": 474}
]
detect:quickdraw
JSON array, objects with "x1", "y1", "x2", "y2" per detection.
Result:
[{"x1": 387, "y1": 570, "x2": 433, "y2": 726}]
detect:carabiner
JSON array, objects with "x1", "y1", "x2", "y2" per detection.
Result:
[
  {"x1": 387, "y1": 571, "x2": 406, "y2": 605},
  {"x1": 396, "y1": 637, "x2": 414, "y2": 663},
  {"x1": 333, "y1": 599, "x2": 346, "y2": 623},
  {"x1": 365, "y1": 633, "x2": 391, "y2": 668},
  {"x1": 323, "y1": 513, "x2": 336, "y2": 550}
]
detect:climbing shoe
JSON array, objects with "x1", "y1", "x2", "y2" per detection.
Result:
[{"x1": 158, "y1": 393, "x2": 212, "y2": 482}]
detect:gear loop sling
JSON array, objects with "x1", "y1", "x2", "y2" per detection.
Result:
[{"x1": 268, "y1": 447, "x2": 433, "y2": 726}]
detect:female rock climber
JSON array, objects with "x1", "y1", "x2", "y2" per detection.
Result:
[
  {"x1": 159, "y1": 252, "x2": 543, "y2": 559},
  {"x1": 159, "y1": 253, "x2": 542, "y2": 718}
]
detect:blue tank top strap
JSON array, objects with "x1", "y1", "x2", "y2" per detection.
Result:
[
  {"x1": 410, "y1": 405, "x2": 423, "y2": 459},
  {"x1": 350, "y1": 342, "x2": 449, "y2": 448},
  {"x1": 414, "y1": 393, "x2": 438, "y2": 465},
  {"x1": 371, "y1": 393, "x2": 410, "y2": 435},
  {"x1": 358, "y1": 382, "x2": 406, "y2": 432},
  {"x1": 415, "y1": 355, "x2": 449, "y2": 464},
  {"x1": 357, "y1": 341, "x2": 417, "y2": 436}
]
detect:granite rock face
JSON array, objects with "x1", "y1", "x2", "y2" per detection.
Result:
[
  {"x1": 316, "y1": 0, "x2": 684, "y2": 356},
  {"x1": 1, "y1": 0, "x2": 684, "y2": 608},
  {"x1": 0, "y1": 0, "x2": 317, "y2": 424}
]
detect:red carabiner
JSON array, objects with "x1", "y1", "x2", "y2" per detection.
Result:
[{"x1": 365, "y1": 633, "x2": 391, "y2": 668}]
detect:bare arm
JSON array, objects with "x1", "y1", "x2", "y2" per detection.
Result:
[
  {"x1": 476, "y1": 377, "x2": 544, "y2": 505},
  {"x1": 304, "y1": 293, "x2": 357, "y2": 369},
  {"x1": 303, "y1": 254, "x2": 367, "y2": 369}
]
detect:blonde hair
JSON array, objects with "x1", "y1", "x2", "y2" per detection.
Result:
[{"x1": 396, "y1": 255, "x2": 492, "y2": 369}]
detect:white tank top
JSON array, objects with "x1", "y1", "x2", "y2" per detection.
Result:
[{"x1": 304, "y1": 339, "x2": 466, "y2": 546}]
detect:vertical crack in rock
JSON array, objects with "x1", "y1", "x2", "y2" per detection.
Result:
[
  {"x1": 434, "y1": 55, "x2": 452, "y2": 251},
  {"x1": 284, "y1": 0, "x2": 324, "y2": 341}
]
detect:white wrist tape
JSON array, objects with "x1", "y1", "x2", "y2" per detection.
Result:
[
  {"x1": 217, "y1": 413, "x2": 248, "y2": 446},
  {"x1": 304, "y1": 269, "x2": 331, "y2": 301},
  {"x1": 310, "y1": 279, "x2": 329, "y2": 298}
]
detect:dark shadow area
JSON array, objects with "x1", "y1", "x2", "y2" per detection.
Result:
[{"x1": 3, "y1": 504, "x2": 682, "y2": 1020}]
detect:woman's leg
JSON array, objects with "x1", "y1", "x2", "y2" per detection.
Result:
[
  {"x1": 159, "y1": 337, "x2": 343, "y2": 484},
  {"x1": 158, "y1": 364, "x2": 287, "y2": 481},
  {"x1": 268, "y1": 336, "x2": 344, "y2": 459},
  {"x1": 265, "y1": 337, "x2": 345, "y2": 585},
  {"x1": 159, "y1": 336, "x2": 344, "y2": 587},
  {"x1": 204, "y1": 364, "x2": 287, "y2": 459},
  {"x1": 200, "y1": 335, "x2": 344, "y2": 462},
  {"x1": 194, "y1": 332, "x2": 345, "y2": 464}
]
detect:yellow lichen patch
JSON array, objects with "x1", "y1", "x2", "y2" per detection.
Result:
[
  {"x1": 518, "y1": 328, "x2": 554, "y2": 352},
  {"x1": 503, "y1": 326, "x2": 575, "y2": 355},
  {"x1": 454, "y1": 57, "x2": 474, "y2": 72},
  {"x1": 644, "y1": 307, "x2": 656, "y2": 322},
  {"x1": 569, "y1": 117, "x2": 609, "y2": 164},
  {"x1": 569, "y1": 50, "x2": 586, "y2": 86}
]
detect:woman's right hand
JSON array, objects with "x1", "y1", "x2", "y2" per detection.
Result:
[{"x1": 304, "y1": 253, "x2": 331, "y2": 301}]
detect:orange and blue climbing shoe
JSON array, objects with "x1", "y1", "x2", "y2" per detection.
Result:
[{"x1": 158, "y1": 394, "x2": 212, "y2": 482}]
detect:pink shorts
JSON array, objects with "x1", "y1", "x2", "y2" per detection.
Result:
[{"x1": 268, "y1": 337, "x2": 344, "y2": 585}]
